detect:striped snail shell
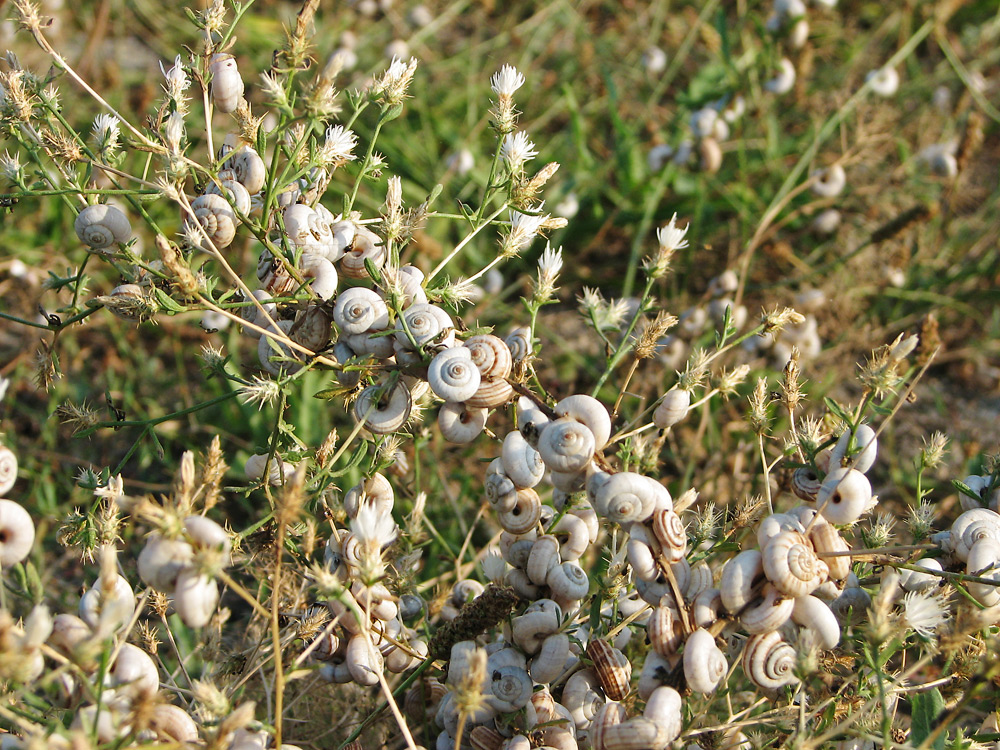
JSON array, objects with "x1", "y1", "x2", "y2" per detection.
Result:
[
  {"x1": 209, "y1": 53, "x2": 244, "y2": 113},
  {"x1": 428, "y1": 347, "x2": 481, "y2": 402},
  {"x1": 587, "y1": 638, "x2": 631, "y2": 701},
  {"x1": 75, "y1": 204, "x2": 131, "y2": 250},
  {"x1": 742, "y1": 630, "x2": 798, "y2": 690},
  {"x1": 465, "y1": 377, "x2": 514, "y2": 409},
  {"x1": 808, "y1": 523, "x2": 851, "y2": 580},
  {"x1": 589, "y1": 701, "x2": 625, "y2": 750},
  {"x1": 651, "y1": 508, "x2": 687, "y2": 561},
  {"x1": 647, "y1": 606, "x2": 682, "y2": 656},
  {"x1": 354, "y1": 381, "x2": 412, "y2": 434},
  {"x1": 187, "y1": 193, "x2": 238, "y2": 248},
  {"x1": 496, "y1": 488, "x2": 542, "y2": 535},
  {"x1": 341, "y1": 226, "x2": 386, "y2": 279},
  {"x1": 0, "y1": 446, "x2": 17, "y2": 495},
  {"x1": 762, "y1": 529, "x2": 828, "y2": 598},
  {"x1": 465, "y1": 334, "x2": 512, "y2": 379}
]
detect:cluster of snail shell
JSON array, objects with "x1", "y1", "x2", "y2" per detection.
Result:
[
  {"x1": 136, "y1": 514, "x2": 231, "y2": 628},
  {"x1": 648, "y1": 98, "x2": 744, "y2": 175},
  {"x1": 317, "y1": 473, "x2": 429, "y2": 686}
]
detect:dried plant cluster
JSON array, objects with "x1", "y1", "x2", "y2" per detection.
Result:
[{"x1": 0, "y1": 1, "x2": 997, "y2": 749}]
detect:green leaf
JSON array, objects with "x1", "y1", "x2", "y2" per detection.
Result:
[
  {"x1": 823, "y1": 397, "x2": 854, "y2": 426},
  {"x1": 152, "y1": 287, "x2": 186, "y2": 314},
  {"x1": 952, "y1": 480, "x2": 984, "y2": 504},
  {"x1": 313, "y1": 388, "x2": 344, "y2": 401},
  {"x1": 911, "y1": 687, "x2": 946, "y2": 750}
]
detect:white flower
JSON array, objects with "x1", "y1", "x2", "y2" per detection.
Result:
[
  {"x1": 656, "y1": 213, "x2": 690, "y2": 253},
  {"x1": 159, "y1": 55, "x2": 190, "y2": 102},
  {"x1": 238, "y1": 374, "x2": 281, "y2": 410},
  {"x1": 0, "y1": 150, "x2": 21, "y2": 181},
  {"x1": 491, "y1": 64, "x2": 525, "y2": 97},
  {"x1": 765, "y1": 57, "x2": 796, "y2": 94},
  {"x1": 91, "y1": 113, "x2": 120, "y2": 155},
  {"x1": 93, "y1": 475, "x2": 125, "y2": 507},
  {"x1": 505, "y1": 206, "x2": 548, "y2": 254},
  {"x1": 501, "y1": 131, "x2": 538, "y2": 171},
  {"x1": 372, "y1": 56, "x2": 418, "y2": 103},
  {"x1": 537, "y1": 241, "x2": 563, "y2": 279},
  {"x1": 259, "y1": 71, "x2": 287, "y2": 106},
  {"x1": 481, "y1": 548, "x2": 507, "y2": 583},
  {"x1": 352, "y1": 503, "x2": 399, "y2": 550},
  {"x1": 319, "y1": 124, "x2": 358, "y2": 167},
  {"x1": 902, "y1": 588, "x2": 949, "y2": 638},
  {"x1": 866, "y1": 66, "x2": 899, "y2": 97},
  {"x1": 164, "y1": 110, "x2": 185, "y2": 153}
]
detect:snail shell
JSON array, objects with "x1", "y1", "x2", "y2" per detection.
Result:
[
  {"x1": 651, "y1": 508, "x2": 687, "y2": 562},
  {"x1": 109, "y1": 642, "x2": 159, "y2": 698},
  {"x1": 830, "y1": 424, "x2": 877, "y2": 473},
  {"x1": 343, "y1": 473, "x2": 394, "y2": 519},
  {"x1": 683, "y1": 628, "x2": 727, "y2": 694},
  {"x1": 966, "y1": 536, "x2": 1000, "y2": 606},
  {"x1": 341, "y1": 226, "x2": 386, "y2": 279},
  {"x1": 438, "y1": 402, "x2": 487, "y2": 444},
  {"x1": 562, "y1": 667, "x2": 604, "y2": 730},
  {"x1": 644, "y1": 685, "x2": 683, "y2": 741},
  {"x1": 485, "y1": 463, "x2": 517, "y2": 512},
  {"x1": 720, "y1": 549, "x2": 765, "y2": 614},
  {"x1": 590, "y1": 701, "x2": 626, "y2": 750},
  {"x1": 174, "y1": 569, "x2": 219, "y2": 628},
  {"x1": 221, "y1": 145, "x2": 266, "y2": 193},
  {"x1": 899, "y1": 558, "x2": 943, "y2": 592},
  {"x1": 816, "y1": 468, "x2": 872, "y2": 525},
  {"x1": 0, "y1": 499, "x2": 35, "y2": 566},
  {"x1": 685, "y1": 560, "x2": 714, "y2": 599},
  {"x1": 809, "y1": 523, "x2": 851, "y2": 580},
  {"x1": 334, "y1": 287, "x2": 389, "y2": 335},
  {"x1": 601, "y1": 717, "x2": 672, "y2": 750},
  {"x1": 537, "y1": 417, "x2": 596, "y2": 474},
  {"x1": 149, "y1": 703, "x2": 199, "y2": 743},
  {"x1": 638, "y1": 649, "x2": 675, "y2": 700},
  {"x1": 555, "y1": 394, "x2": 612, "y2": 450},
  {"x1": 428, "y1": 347, "x2": 481, "y2": 402},
  {"x1": 205, "y1": 178, "x2": 251, "y2": 215},
  {"x1": 511, "y1": 600, "x2": 561, "y2": 653},
  {"x1": 740, "y1": 583, "x2": 794, "y2": 634},
  {"x1": 791, "y1": 467, "x2": 822, "y2": 502},
  {"x1": 502, "y1": 430, "x2": 545, "y2": 489},
  {"x1": 526, "y1": 534, "x2": 561, "y2": 586},
  {"x1": 487, "y1": 665, "x2": 533, "y2": 712},
  {"x1": 284, "y1": 204, "x2": 334, "y2": 257},
  {"x1": 346, "y1": 632, "x2": 383, "y2": 687},
  {"x1": 395, "y1": 303, "x2": 454, "y2": 348},
  {"x1": 693, "y1": 587, "x2": 724, "y2": 628},
  {"x1": 258, "y1": 320, "x2": 302, "y2": 375},
  {"x1": 549, "y1": 512, "x2": 589, "y2": 561},
  {"x1": 299, "y1": 254, "x2": 339, "y2": 301},
  {"x1": 757, "y1": 512, "x2": 805, "y2": 549},
  {"x1": 647, "y1": 606, "x2": 683, "y2": 656},
  {"x1": 762, "y1": 530, "x2": 828, "y2": 598},
  {"x1": 354, "y1": 381, "x2": 412, "y2": 434},
  {"x1": 587, "y1": 638, "x2": 631, "y2": 701},
  {"x1": 392, "y1": 263, "x2": 426, "y2": 306},
  {"x1": 810, "y1": 164, "x2": 846, "y2": 198},
  {"x1": 0, "y1": 446, "x2": 16, "y2": 495},
  {"x1": 791, "y1": 594, "x2": 841, "y2": 649},
  {"x1": 530, "y1": 632, "x2": 570, "y2": 684},
  {"x1": 209, "y1": 53, "x2": 244, "y2": 113},
  {"x1": 742, "y1": 630, "x2": 798, "y2": 689},
  {"x1": 505, "y1": 326, "x2": 532, "y2": 363},
  {"x1": 497, "y1": 488, "x2": 542, "y2": 534},
  {"x1": 79, "y1": 574, "x2": 135, "y2": 633},
  {"x1": 187, "y1": 193, "x2": 238, "y2": 248},
  {"x1": 466, "y1": 377, "x2": 514, "y2": 409},
  {"x1": 547, "y1": 560, "x2": 590, "y2": 604},
  {"x1": 591, "y1": 471, "x2": 661, "y2": 525},
  {"x1": 951, "y1": 508, "x2": 1000, "y2": 562},
  {"x1": 653, "y1": 388, "x2": 690, "y2": 429},
  {"x1": 699, "y1": 136, "x2": 723, "y2": 173},
  {"x1": 137, "y1": 533, "x2": 194, "y2": 592},
  {"x1": 75, "y1": 204, "x2": 131, "y2": 250},
  {"x1": 465, "y1": 334, "x2": 512, "y2": 379}
]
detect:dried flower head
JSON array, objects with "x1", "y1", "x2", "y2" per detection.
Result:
[{"x1": 371, "y1": 56, "x2": 418, "y2": 107}]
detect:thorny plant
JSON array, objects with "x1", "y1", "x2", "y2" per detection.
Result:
[{"x1": 0, "y1": 1, "x2": 998, "y2": 750}]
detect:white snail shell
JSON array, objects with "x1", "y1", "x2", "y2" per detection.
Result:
[
  {"x1": 685, "y1": 560, "x2": 714, "y2": 599},
  {"x1": 187, "y1": 193, "x2": 238, "y2": 248},
  {"x1": 354, "y1": 381, "x2": 412, "y2": 434},
  {"x1": 810, "y1": 164, "x2": 847, "y2": 198},
  {"x1": 555, "y1": 394, "x2": 612, "y2": 450},
  {"x1": 438, "y1": 402, "x2": 487, "y2": 444},
  {"x1": 644, "y1": 685, "x2": 683, "y2": 742},
  {"x1": 511, "y1": 600, "x2": 561, "y2": 654},
  {"x1": 109, "y1": 642, "x2": 159, "y2": 698},
  {"x1": 258, "y1": 320, "x2": 302, "y2": 375},
  {"x1": 148, "y1": 703, "x2": 199, "y2": 743},
  {"x1": 137, "y1": 533, "x2": 194, "y2": 592},
  {"x1": 75, "y1": 204, "x2": 131, "y2": 249},
  {"x1": 830, "y1": 424, "x2": 877, "y2": 474},
  {"x1": 816, "y1": 468, "x2": 872, "y2": 525},
  {"x1": 244, "y1": 453, "x2": 297, "y2": 485},
  {"x1": 485, "y1": 463, "x2": 518, "y2": 513},
  {"x1": 740, "y1": 583, "x2": 794, "y2": 633},
  {"x1": 791, "y1": 467, "x2": 822, "y2": 502},
  {"x1": 951, "y1": 508, "x2": 1000, "y2": 562},
  {"x1": 601, "y1": 718, "x2": 672, "y2": 750},
  {"x1": 0, "y1": 499, "x2": 34, "y2": 566},
  {"x1": 501, "y1": 430, "x2": 545, "y2": 489},
  {"x1": 395, "y1": 303, "x2": 454, "y2": 348},
  {"x1": 549, "y1": 512, "x2": 590, "y2": 561},
  {"x1": 699, "y1": 136, "x2": 723, "y2": 173},
  {"x1": 205, "y1": 178, "x2": 251, "y2": 215},
  {"x1": 966, "y1": 536, "x2": 1000, "y2": 606},
  {"x1": 505, "y1": 326, "x2": 532, "y2": 363},
  {"x1": 693, "y1": 588, "x2": 724, "y2": 628},
  {"x1": 284, "y1": 204, "x2": 334, "y2": 257},
  {"x1": 720, "y1": 549, "x2": 764, "y2": 613},
  {"x1": 497, "y1": 488, "x2": 542, "y2": 535},
  {"x1": 526, "y1": 534, "x2": 561, "y2": 586},
  {"x1": 899, "y1": 558, "x2": 943, "y2": 592},
  {"x1": 809, "y1": 523, "x2": 851, "y2": 580},
  {"x1": 530, "y1": 632, "x2": 570, "y2": 684},
  {"x1": 683, "y1": 628, "x2": 727, "y2": 694},
  {"x1": 866, "y1": 66, "x2": 900, "y2": 97},
  {"x1": 765, "y1": 57, "x2": 796, "y2": 94},
  {"x1": 547, "y1": 560, "x2": 589, "y2": 604},
  {"x1": 173, "y1": 569, "x2": 219, "y2": 628},
  {"x1": 638, "y1": 649, "x2": 675, "y2": 700},
  {"x1": 209, "y1": 53, "x2": 245, "y2": 113},
  {"x1": 346, "y1": 633, "x2": 383, "y2": 687},
  {"x1": 334, "y1": 287, "x2": 389, "y2": 335},
  {"x1": 487, "y1": 665, "x2": 533, "y2": 712},
  {"x1": 742, "y1": 630, "x2": 799, "y2": 689},
  {"x1": 653, "y1": 388, "x2": 691, "y2": 429},
  {"x1": 79, "y1": 574, "x2": 135, "y2": 633},
  {"x1": 0, "y1": 446, "x2": 16, "y2": 495},
  {"x1": 791, "y1": 594, "x2": 841, "y2": 649},
  {"x1": 537, "y1": 418, "x2": 596, "y2": 474},
  {"x1": 428, "y1": 347, "x2": 481, "y2": 402},
  {"x1": 341, "y1": 226, "x2": 386, "y2": 279},
  {"x1": 221, "y1": 145, "x2": 266, "y2": 193},
  {"x1": 591, "y1": 471, "x2": 661, "y2": 525}
]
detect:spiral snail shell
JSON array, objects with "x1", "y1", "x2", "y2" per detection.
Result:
[
  {"x1": 428, "y1": 347, "x2": 482, "y2": 403},
  {"x1": 501, "y1": 430, "x2": 545, "y2": 490},
  {"x1": 537, "y1": 418, "x2": 596, "y2": 474},
  {"x1": 810, "y1": 164, "x2": 846, "y2": 198},
  {"x1": 205, "y1": 178, "x2": 251, "y2": 216},
  {"x1": 438, "y1": 402, "x2": 488, "y2": 444},
  {"x1": 334, "y1": 287, "x2": 389, "y2": 335},
  {"x1": 209, "y1": 53, "x2": 245, "y2": 113},
  {"x1": 0, "y1": 446, "x2": 17, "y2": 496},
  {"x1": 354, "y1": 381, "x2": 412, "y2": 435},
  {"x1": 653, "y1": 388, "x2": 691, "y2": 429},
  {"x1": 683, "y1": 627, "x2": 727, "y2": 694},
  {"x1": 587, "y1": 638, "x2": 631, "y2": 701},
  {"x1": 220, "y1": 144, "x2": 266, "y2": 193},
  {"x1": 187, "y1": 193, "x2": 238, "y2": 248},
  {"x1": 341, "y1": 226, "x2": 386, "y2": 279},
  {"x1": 555, "y1": 394, "x2": 612, "y2": 450},
  {"x1": 174, "y1": 569, "x2": 219, "y2": 628},
  {"x1": 75, "y1": 204, "x2": 131, "y2": 250},
  {"x1": 742, "y1": 630, "x2": 798, "y2": 689},
  {"x1": 762, "y1": 529, "x2": 828, "y2": 598}
]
